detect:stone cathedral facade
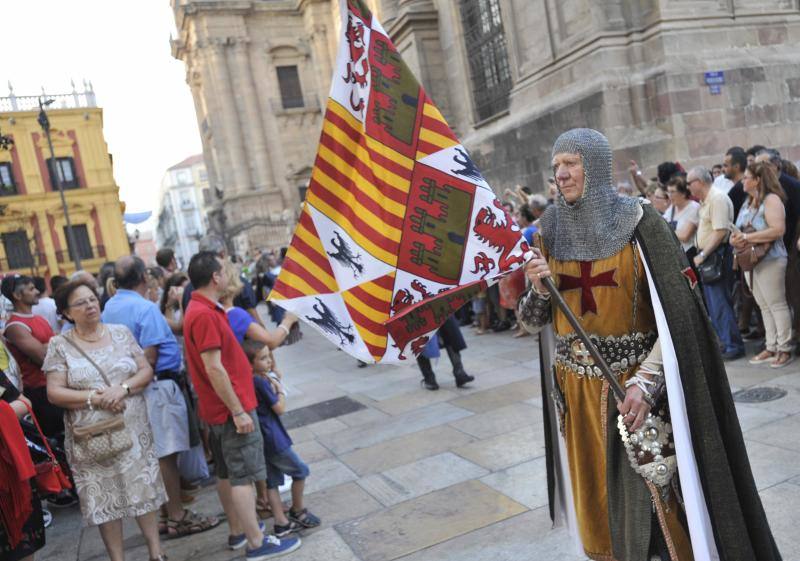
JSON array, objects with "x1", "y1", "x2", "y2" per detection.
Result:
[{"x1": 172, "y1": 0, "x2": 800, "y2": 250}]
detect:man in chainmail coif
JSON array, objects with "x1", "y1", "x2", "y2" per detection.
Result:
[{"x1": 517, "y1": 129, "x2": 781, "y2": 561}]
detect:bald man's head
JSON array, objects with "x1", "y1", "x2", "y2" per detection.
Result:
[
  {"x1": 70, "y1": 270, "x2": 98, "y2": 289},
  {"x1": 114, "y1": 255, "x2": 147, "y2": 290}
]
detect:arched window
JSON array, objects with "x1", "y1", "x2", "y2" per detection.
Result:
[{"x1": 460, "y1": 0, "x2": 512, "y2": 122}]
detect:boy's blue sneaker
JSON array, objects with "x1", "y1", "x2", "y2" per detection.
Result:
[
  {"x1": 229, "y1": 521, "x2": 266, "y2": 550},
  {"x1": 246, "y1": 535, "x2": 302, "y2": 560}
]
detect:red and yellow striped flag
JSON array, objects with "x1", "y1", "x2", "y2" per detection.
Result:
[{"x1": 269, "y1": 0, "x2": 529, "y2": 363}]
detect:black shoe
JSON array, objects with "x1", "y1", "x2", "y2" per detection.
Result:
[
  {"x1": 492, "y1": 321, "x2": 511, "y2": 333},
  {"x1": 454, "y1": 373, "x2": 475, "y2": 388},
  {"x1": 421, "y1": 377, "x2": 439, "y2": 391},
  {"x1": 721, "y1": 349, "x2": 745, "y2": 361}
]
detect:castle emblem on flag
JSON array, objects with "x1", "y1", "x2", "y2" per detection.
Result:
[{"x1": 268, "y1": 0, "x2": 529, "y2": 362}]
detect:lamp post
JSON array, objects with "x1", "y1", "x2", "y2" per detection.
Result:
[{"x1": 38, "y1": 98, "x2": 82, "y2": 271}]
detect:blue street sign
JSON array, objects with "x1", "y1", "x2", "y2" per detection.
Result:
[
  {"x1": 704, "y1": 71, "x2": 725, "y2": 85},
  {"x1": 709, "y1": 84, "x2": 722, "y2": 95}
]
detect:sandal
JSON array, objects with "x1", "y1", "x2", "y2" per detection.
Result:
[
  {"x1": 748, "y1": 350, "x2": 775, "y2": 365},
  {"x1": 771, "y1": 352, "x2": 794, "y2": 369},
  {"x1": 150, "y1": 555, "x2": 168, "y2": 561},
  {"x1": 288, "y1": 508, "x2": 321, "y2": 529},
  {"x1": 165, "y1": 509, "x2": 221, "y2": 539}
]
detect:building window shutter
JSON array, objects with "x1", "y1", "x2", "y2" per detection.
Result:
[
  {"x1": 2, "y1": 231, "x2": 34, "y2": 269},
  {"x1": 277, "y1": 66, "x2": 304, "y2": 109},
  {"x1": 63, "y1": 224, "x2": 94, "y2": 260},
  {"x1": 0, "y1": 163, "x2": 17, "y2": 196},
  {"x1": 47, "y1": 157, "x2": 80, "y2": 189},
  {"x1": 460, "y1": 0, "x2": 513, "y2": 122}
]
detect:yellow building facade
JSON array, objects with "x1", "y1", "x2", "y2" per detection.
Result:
[{"x1": 0, "y1": 88, "x2": 129, "y2": 279}]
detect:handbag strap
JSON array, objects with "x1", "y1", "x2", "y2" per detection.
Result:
[
  {"x1": 62, "y1": 332, "x2": 113, "y2": 388},
  {"x1": 22, "y1": 401, "x2": 57, "y2": 463}
]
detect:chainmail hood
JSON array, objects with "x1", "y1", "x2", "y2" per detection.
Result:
[{"x1": 539, "y1": 128, "x2": 640, "y2": 261}]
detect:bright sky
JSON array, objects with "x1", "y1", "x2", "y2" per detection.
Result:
[{"x1": 2, "y1": 0, "x2": 201, "y2": 218}]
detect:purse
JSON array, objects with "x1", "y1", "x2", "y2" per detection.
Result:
[
  {"x1": 698, "y1": 247, "x2": 724, "y2": 284},
  {"x1": 733, "y1": 223, "x2": 771, "y2": 273},
  {"x1": 62, "y1": 335, "x2": 133, "y2": 463},
  {"x1": 23, "y1": 402, "x2": 72, "y2": 495}
]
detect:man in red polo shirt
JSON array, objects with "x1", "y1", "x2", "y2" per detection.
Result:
[{"x1": 183, "y1": 251, "x2": 300, "y2": 559}]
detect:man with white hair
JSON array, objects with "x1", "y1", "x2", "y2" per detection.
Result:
[{"x1": 688, "y1": 165, "x2": 745, "y2": 360}]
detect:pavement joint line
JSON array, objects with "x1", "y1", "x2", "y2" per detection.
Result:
[{"x1": 745, "y1": 435, "x2": 800, "y2": 455}]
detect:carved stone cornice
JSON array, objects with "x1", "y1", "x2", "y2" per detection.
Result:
[{"x1": 387, "y1": 6, "x2": 440, "y2": 42}]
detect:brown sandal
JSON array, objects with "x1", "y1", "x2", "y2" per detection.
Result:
[
  {"x1": 165, "y1": 509, "x2": 221, "y2": 539},
  {"x1": 771, "y1": 352, "x2": 794, "y2": 369}
]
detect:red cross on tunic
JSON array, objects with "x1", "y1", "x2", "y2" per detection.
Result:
[{"x1": 557, "y1": 261, "x2": 618, "y2": 316}]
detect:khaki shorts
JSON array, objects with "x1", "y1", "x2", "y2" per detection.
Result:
[{"x1": 208, "y1": 411, "x2": 266, "y2": 486}]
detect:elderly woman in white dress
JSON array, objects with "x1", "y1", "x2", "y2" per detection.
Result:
[{"x1": 44, "y1": 279, "x2": 167, "y2": 561}]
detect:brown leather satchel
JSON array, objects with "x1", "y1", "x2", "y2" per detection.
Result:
[
  {"x1": 63, "y1": 334, "x2": 133, "y2": 463},
  {"x1": 733, "y1": 224, "x2": 771, "y2": 273}
]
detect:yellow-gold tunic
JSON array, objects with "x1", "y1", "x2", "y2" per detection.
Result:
[{"x1": 550, "y1": 243, "x2": 693, "y2": 561}]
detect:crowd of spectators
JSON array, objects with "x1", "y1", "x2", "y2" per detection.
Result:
[{"x1": 0, "y1": 239, "x2": 315, "y2": 561}]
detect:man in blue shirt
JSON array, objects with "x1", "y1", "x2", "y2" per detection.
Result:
[{"x1": 103, "y1": 256, "x2": 219, "y2": 538}]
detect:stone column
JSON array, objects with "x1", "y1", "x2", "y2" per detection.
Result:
[
  {"x1": 207, "y1": 39, "x2": 251, "y2": 194},
  {"x1": 231, "y1": 39, "x2": 275, "y2": 191},
  {"x1": 301, "y1": 2, "x2": 336, "y2": 105},
  {"x1": 188, "y1": 66, "x2": 221, "y2": 194},
  {"x1": 251, "y1": 47, "x2": 290, "y2": 204},
  {"x1": 193, "y1": 47, "x2": 235, "y2": 195}
]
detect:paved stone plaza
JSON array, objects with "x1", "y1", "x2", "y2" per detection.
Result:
[{"x1": 39, "y1": 321, "x2": 800, "y2": 561}]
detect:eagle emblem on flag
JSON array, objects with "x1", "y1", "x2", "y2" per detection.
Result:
[{"x1": 268, "y1": 0, "x2": 530, "y2": 363}]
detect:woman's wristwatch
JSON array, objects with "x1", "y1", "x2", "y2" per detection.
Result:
[{"x1": 121, "y1": 383, "x2": 131, "y2": 395}]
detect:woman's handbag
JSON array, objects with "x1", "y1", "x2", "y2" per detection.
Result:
[
  {"x1": 62, "y1": 335, "x2": 133, "y2": 463},
  {"x1": 698, "y1": 248, "x2": 724, "y2": 284},
  {"x1": 733, "y1": 224, "x2": 771, "y2": 273},
  {"x1": 23, "y1": 402, "x2": 72, "y2": 495}
]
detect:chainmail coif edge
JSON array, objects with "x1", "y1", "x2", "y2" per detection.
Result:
[{"x1": 539, "y1": 128, "x2": 640, "y2": 261}]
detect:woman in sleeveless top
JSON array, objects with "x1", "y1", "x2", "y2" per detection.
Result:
[{"x1": 732, "y1": 161, "x2": 794, "y2": 368}]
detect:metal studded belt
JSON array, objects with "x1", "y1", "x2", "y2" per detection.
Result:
[{"x1": 555, "y1": 331, "x2": 657, "y2": 378}]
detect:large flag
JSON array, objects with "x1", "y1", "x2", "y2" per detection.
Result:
[{"x1": 268, "y1": 0, "x2": 530, "y2": 363}]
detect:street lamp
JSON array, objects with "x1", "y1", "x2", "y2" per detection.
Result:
[{"x1": 38, "y1": 98, "x2": 82, "y2": 271}]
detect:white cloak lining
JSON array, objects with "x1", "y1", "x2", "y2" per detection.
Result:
[{"x1": 638, "y1": 245, "x2": 720, "y2": 561}]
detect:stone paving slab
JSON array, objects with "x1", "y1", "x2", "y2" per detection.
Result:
[
  {"x1": 453, "y1": 424, "x2": 545, "y2": 471},
  {"x1": 758, "y1": 482, "x2": 800, "y2": 560},
  {"x1": 744, "y1": 413, "x2": 800, "y2": 451},
  {"x1": 303, "y1": 458, "x2": 360, "y2": 495},
  {"x1": 283, "y1": 527, "x2": 360, "y2": 561},
  {"x1": 299, "y1": 482, "x2": 383, "y2": 527},
  {"x1": 338, "y1": 407, "x2": 392, "y2": 427},
  {"x1": 394, "y1": 508, "x2": 586, "y2": 561},
  {"x1": 743, "y1": 439, "x2": 800, "y2": 490},
  {"x1": 735, "y1": 402, "x2": 789, "y2": 432},
  {"x1": 356, "y1": 452, "x2": 489, "y2": 506},
  {"x1": 480, "y1": 457, "x2": 550, "y2": 510},
  {"x1": 317, "y1": 402, "x2": 474, "y2": 455},
  {"x1": 336, "y1": 480, "x2": 527, "y2": 561},
  {"x1": 448, "y1": 402, "x2": 540, "y2": 440},
  {"x1": 369, "y1": 386, "x2": 460, "y2": 416},
  {"x1": 339, "y1": 425, "x2": 477, "y2": 476},
  {"x1": 449, "y1": 378, "x2": 539, "y2": 414},
  {"x1": 292, "y1": 439, "x2": 334, "y2": 464}
]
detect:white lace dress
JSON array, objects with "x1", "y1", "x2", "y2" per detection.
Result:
[{"x1": 43, "y1": 324, "x2": 166, "y2": 526}]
